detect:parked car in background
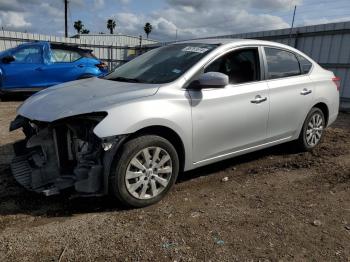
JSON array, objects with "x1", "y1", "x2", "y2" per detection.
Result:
[
  {"x1": 10, "y1": 39, "x2": 339, "y2": 208},
  {"x1": 0, "y1": 41, "x2": 108, "y2": 97}
]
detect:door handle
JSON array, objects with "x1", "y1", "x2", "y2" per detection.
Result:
[
  {"x1": 300, "y1": 89, "x2": 312, "y2": 95},
  {"x1": 251, "y1": 95, "x2": 267, "y2": 104},
  {"x1": 78, "y1": 64, "x2": 84, "y2": 68},
  {"x1": 35, "y1": 67, "x2": 43, "y2": 71}
]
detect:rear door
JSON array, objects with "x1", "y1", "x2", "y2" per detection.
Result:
[
  {"x1": 41, "y1": 48, "x2": 84, "y2": 85},
  {"x1": 263, "y1": 47, "x2": 314, "y2": 140},
  {"x1": 1, "y1": 45, "x2": 46, "y2": 90}
]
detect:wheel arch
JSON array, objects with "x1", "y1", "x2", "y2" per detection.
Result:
[
  {"x1": 102, "y1": 125, "x2": 186, "y2": 195},
  {"x1": 294, "y1": 101, "x2": 330, "y2": 140},
  {"x1": 312, "y1": 102, "x2": 329, "y2": 126},
  {"x1": 125, "y1": 125, "x2": 186, "y2": 173}
]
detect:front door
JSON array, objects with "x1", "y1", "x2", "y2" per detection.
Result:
[
  {"x1": 1, "y1": 45, "x2": 46, "y2": 90},
  {"x1": 189, "y1": 47, "x2": 269, "y2": 163}
]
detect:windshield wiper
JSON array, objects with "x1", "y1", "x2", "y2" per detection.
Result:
[{"x1": 111, "y1": 77, "x2": 141, "y2": 83}]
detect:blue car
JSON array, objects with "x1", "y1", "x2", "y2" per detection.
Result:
[{"x1": 0, "y1": 41, "x2": 108, "y2": 96}]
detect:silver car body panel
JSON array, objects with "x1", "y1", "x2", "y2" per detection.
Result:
[
  {"x1": 17, "y1": 77, "x2": 161, "y2": 122},
  {"x1": 16, "y1": 39, "x2": 339, "y2": 172}
]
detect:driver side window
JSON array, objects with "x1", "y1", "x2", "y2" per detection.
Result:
[{"x1": 205, "y1": 48, "x2": 261, "y2": 84}]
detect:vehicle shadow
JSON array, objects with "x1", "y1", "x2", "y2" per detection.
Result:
[{"x1": 0, "y1": 141, "x2": 299, "y2": 218}]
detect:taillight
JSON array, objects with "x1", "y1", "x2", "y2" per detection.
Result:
[
  {"x1": 332, "y1": 76, "x2": 341, "y2": 91},
  {"x1": 96, "y1": 62, "x2": 108, "y2": 70}
]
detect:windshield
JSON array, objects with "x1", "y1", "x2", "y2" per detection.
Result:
[{"x1": 104, "y1": 43, "x2": 218, "y2": 84}]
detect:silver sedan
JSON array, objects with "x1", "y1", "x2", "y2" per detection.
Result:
[{"x1": 10, "y1": 39, "x2": 339, "y2": 207}]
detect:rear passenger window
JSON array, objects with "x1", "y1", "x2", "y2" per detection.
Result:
[
  {"x1": 297, "y1": 54, "x2": 312, "y2": 74},
  {"x1": 51, "y1": 49, "x2": 81, "y2": 63},
  {"x1": 265, "y1": 48, "x2": 300, "y2": 79}
]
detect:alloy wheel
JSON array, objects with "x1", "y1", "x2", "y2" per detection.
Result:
[
  {"x1": 305, "y1": 112, "x2": 324, "y2": 146},
  {"x1": 125, "y1": 147, "x2": 173, "y2": 199}
]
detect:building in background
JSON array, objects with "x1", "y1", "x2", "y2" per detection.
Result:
[{"x1": 73, "y1": 33, "x2": 157, "y2": 47}]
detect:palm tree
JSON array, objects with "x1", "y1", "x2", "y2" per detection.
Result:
[
  {"x1": 81, "y1": 28, "x2": 90, "y2": 34},
  {"x1": 144, "y1": 22, "x2": 153, "y2": 38},
  {"x1": 107, "y1": 19, "x2": 116, "y2": 34},
  {"x1": 73, "y1": 20, "x2": 83, "y2": 34}
]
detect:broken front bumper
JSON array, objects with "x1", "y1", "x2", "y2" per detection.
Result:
[{"x1": 9, "y1": 114, "x2": 122, "y2": 196}]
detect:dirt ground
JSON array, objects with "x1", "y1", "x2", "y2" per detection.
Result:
[{"x1": 0, "y1": 100, "x2": 349, "y2": 261}]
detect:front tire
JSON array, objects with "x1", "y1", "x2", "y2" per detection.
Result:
[
  {"x1": 296, "y1": 107, "x2": 325, "y2": 151},
  {"x1": 110, "y1": 135, "x2": 179, "y2": 208}
]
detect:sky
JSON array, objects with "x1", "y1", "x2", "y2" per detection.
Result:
[{"x1": 0, "y1": 0, "x2": 349, "y2": 41}]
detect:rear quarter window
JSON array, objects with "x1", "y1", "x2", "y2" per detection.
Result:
[
  {"x1": 297, "y1": 54, "x2": 313, "y2": 74},
  {"x1": 81, "y1": 51, "x2": 97, "y2": 59},
  {"x1": 265, "y1": 47, "x2": 301, "y2": 79}
]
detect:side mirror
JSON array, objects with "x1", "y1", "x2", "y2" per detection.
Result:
[
  {"x1": 191, "y1": 72, "x2": 229, "y2": 89},
  {"x1": 2, "y1": 55, "x2": 15, "y2": 64}
]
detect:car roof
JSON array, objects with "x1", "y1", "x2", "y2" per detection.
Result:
[
  {"x1": 173, "y1": 38, "x2": 308, "y2": 58},
  {"x1": 16, "y1": 41, "x2": 92, "y2": 53},
  {"x1": 174, "y1": 38, "x2": 296, "y2": 50},
  {"x1": 175, "y1": 38, "x2": 245, "y2": 45}
]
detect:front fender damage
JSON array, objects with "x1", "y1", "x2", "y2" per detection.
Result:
[{"x1": 10, "y1": 114, "x2": 127, "y2": 196}]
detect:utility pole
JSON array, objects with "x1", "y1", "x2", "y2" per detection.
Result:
[
  {"x1": 64, "y1": 0, "x2": 68, "y2": 38},
  {"x1": 289, "y1": 5, "x2": 297, "y2": 41}
]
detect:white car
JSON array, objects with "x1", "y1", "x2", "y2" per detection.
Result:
[{"x1": 10, "y1": 39, "x2": 340, "y2": 207}]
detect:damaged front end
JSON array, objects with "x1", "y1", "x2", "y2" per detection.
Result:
[{"x1": 9, "y1": 113, "x2": 123, "y2": 196}]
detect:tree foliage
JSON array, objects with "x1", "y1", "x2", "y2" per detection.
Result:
[
  {"x1": 107, "y1": 19, "x2": 116, "y2": 34},
  {"x1": 144, "y1": 22, "x2": 153, "y2": 38},
  {"x1": 73, "y1": 20, "x2": 83, "y2": 34}
]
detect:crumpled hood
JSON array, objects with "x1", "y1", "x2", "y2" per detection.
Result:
[{"x1": 18, "y1": 77, "x2": 160, "y2": 122}]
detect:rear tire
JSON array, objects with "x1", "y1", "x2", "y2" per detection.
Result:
[
  {"x1": 295, "y1": 107, "x2": 325, "y2": 151},
  {"x1": 109, "y1": 135, "x2": 179, "y2": 208}
]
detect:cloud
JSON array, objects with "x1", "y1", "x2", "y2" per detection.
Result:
[
  {"x1": 94, "y1": 0, "x2": 105, "y2": 9},
  {"x1": 0, "y1": 11, "x2": 31, "y2": 30},
  {"x1": 1, "y1": 0, "x2": 348, "y2": 42},
  {"x1": 112, "y1": 0, "x2": 291, "y2": 41},
  {"x1": 250, "y1": 0, "x2": 303, "y2": 10},
  {"x1": 0, "y1": 0, "x2": 25, "y2": 12},
  {"x1": 302, "y1": 16, "x2": 350, "y2": 26}
]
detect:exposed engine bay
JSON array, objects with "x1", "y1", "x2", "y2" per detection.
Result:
[{"x1": 9, "y1": 113, "x2": 124, "y2": 196}]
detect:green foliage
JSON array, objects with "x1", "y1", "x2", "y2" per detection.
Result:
[{"x1": 144, "y1": 22, "x2": 153, "y2": 38}]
